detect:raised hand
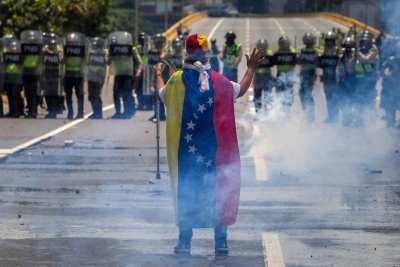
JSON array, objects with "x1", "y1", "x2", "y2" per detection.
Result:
[{"x1": 246, "y1": 48, "x2": 265, "y2": 70}]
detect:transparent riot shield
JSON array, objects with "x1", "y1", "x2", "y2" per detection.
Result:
[
  {"x1": 108, "y1": 31, "x2": 133, "y2": 76},
  {"x1": 86, "y1": 37, "x2": 107, "y2": 84},
  {"x1": 63, "y1": 32, "x2": 86, "y2": 78},
  {"x1": 21, "y1": 30, "x2": 42, "y2": 76},
  {"x1": 142, "y1": 35, "x2": 153, "y2": 96},
  {"x1": 2, "y1": 38, "x2": 22, "y2": 85},
  {"x1": 42, "y1": 33, "x2": 62, "y2": 96}
]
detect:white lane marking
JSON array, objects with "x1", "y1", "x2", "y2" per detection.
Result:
[
  {"x1": 262, "y1": 232, "x2": 285, "y2": 267},
  {"x1": 300, "y1": 19, "x2": 321, "y2": 35},
  {"x1": 249, "y1": 110, "x2": 269, "y2": 181},
  {"x1": 208, "y1": 18, "x2": 225, "y2": 40},
  {"x1": 0, "y1": 104, "x2": 114, "y2": 159},
  {"x1": 271, "y1": 18, "x2": 285, "y2": 35},
  {"x1": 246, "y1": 18, "x2": 250, "y2": 54}
]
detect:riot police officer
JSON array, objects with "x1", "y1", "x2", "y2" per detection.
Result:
[
  {"x1": 253, "y1": 38, "x2": 274, "y2": 115},
  {"x1": 210, "y1": 38, "x2": 220, "y2": 72},
  {"x1": 318, "y1": 31, "x2": 341, "y2": 123},
  {"x1": 337, "y1": 36, "x2": 357, "y2": 127},
  {"x1": 148, "y1": 33, "x2": 170, "y2": 122},
  {"x1": 87, "y1": 37, "x2": 108, "y2": 119},
  {"x1": 220, "y1": 31, "x2": 242, "y2": 82},
  {"x1": 355, "y1": 32, "x2": 379, "y2": 126},
  {"x1": 135, "y1": 32, "x2": 151, "y2": 110},
  {"x1": 108, "y1": 31, "x2": 142, "y2": 119},
  {"x1": 299, "y1": 32, "x2": 318, "y2": 122},
  {"x1": 3, "y1": 38, "x2": 24, "y2": 118},
  {"x1": 170, "y1": 37, "x2": 184, "y2": 71},
  {"x1": 42, "y1": 33, "x2": 62, "y2": 118},
  {"x1": 380, "y1": 41, "x2": 400, "y2": 127},
  {"x1": 21, "y1": 30, "x2": 43, "y2": 118},
  {"x1": 273, "y1": 35, "x2": 297, "y2": 118},
  {"x1": 63, "y1": 32, "x2": 86, "y2": 119}
]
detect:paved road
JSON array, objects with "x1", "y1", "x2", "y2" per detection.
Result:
[{"x1": 0, "y1": 17, "x2": 399, "y2": 267}]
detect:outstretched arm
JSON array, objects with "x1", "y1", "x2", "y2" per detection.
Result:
[
  {"x1": 154, "y1": 62, "x2": 166, "y2": 91},
  {"x1": 237, "y1": 48, "x2": 264, "y2": 98}
]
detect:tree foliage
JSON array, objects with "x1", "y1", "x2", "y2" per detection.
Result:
[{"x1": 0, "y1": 0, "x2": 112, "y2": 37}]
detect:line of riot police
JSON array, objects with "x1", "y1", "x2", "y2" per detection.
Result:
[
  {"x1": 0, "y1": 30, "x2": 149, "y2": 120},
  {"x1": 243, "y1": 29, "x2": 398, "y2": 127}
]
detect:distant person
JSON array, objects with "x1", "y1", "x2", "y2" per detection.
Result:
[
  {"x1": 209, "y1": 38, "x2": 220, "y2": 72},
  {"x1": 220, "y1": 31, "x2": 242, "y2": 82}
]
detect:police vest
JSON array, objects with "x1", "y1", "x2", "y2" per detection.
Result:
[
  {"x1": 300, "y1": 46, "x2": 318, "y2": 70},
  {"x1": 223, "y1": 43, "x2": 241, "y2": 69},
  {"x1": 275, "y1": 48, "x2": 297, "y2": 73},
  {"x1": 66, "y1": 57, "x2": 83, "y2": 72},
  {"x1": 256, "y1": 49, "x2": 273, "y2": 74}
]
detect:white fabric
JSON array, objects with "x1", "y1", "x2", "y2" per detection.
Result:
[
  {"x1": 159, "y1": 81, "x2": 239, "y2": 103},
  {"x1": 182, "y1": 61, "x2": 212, "y2": 92}
]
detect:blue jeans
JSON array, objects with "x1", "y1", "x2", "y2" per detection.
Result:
[{"x1": 178, "y1": 227, "x2": 228, "y2": 242}]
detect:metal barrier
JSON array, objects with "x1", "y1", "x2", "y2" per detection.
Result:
[{"x1": 162, "y1": 11, "x2": 208, "y2": 41}]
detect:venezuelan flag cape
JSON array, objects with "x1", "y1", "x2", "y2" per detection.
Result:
[{"x1": 163, "y1": 68, "x2": 241, "y2": 228}]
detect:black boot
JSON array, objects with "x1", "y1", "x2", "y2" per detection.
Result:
[
  {"x1": 174, "y1": 240, "x2": 191, "y2": 254},
  {"x1": 89, "y1": 98, "x2": 102, "y2": 119},
  {"x1": 76, "y1": 96, "x2": 84, "y2": 119},
  {"x1": 67, "y1": 102, "x2": 73, "y2": 120},
  {"x1": 25, "y1": 96, "x2": 37, "y2": 118},
  {"x1": 45, "y1": 97, "x2": 57, "y2": 119}
]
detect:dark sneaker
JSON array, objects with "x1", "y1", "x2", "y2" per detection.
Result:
[
  {"x1": 88, "y1": 113, "x2": 102, "y2": 119},
  {"x1": 215, "y1": 240, "x2": 229, "y2": 254},
  {"x1": 174, "y1": 241, "x2": 191, "y2": 254},
  {"x1": 111, "y1": 113, "x2": 122, "y2": 119},
  {"x1": 75, "y1": 113, "x2": 84, "y2": 119},
  {"x1": 148, "y1": 115, "x2": 156, "y2": 121},
  {"x1": 67, "y1": 113, "x2": 74, "y2": 120}
]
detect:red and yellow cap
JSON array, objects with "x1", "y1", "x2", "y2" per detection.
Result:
[{"x1": 185, "y1": 34, "x2": 209, "y2": 54}]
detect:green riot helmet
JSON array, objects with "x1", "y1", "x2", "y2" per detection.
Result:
[
  {"x1": 10, "y1": 40, "x2": 19, "y2": 52},
  {"x1": 278, "y1": 35, "x2": 291, "y2": 47},
  {"x1": 225, "y1": 31, "x2": 236, "y2": 41},
  {"x1": 91, "y1": 37, "x2": 103, "y2": 50},
  {"x1": 256, "y1": 38, "x2": 269, "y2": 52},
  {"x1": 172, "y1": 37, "x2": 183, "y2": 49},
  {"x1": 152, "y1": 33, "x2": 166, "y2": 50},
  {"x1": 342, "y1": 36, "x2": 356, "y2": 53},
  {"x1": 359, "y1": 34, "x2": 373, "y2": 53},
  {"x1": 302, "y1": 32, "x2": 315, "y2": 45},
  {"x1": 67, "y1": 33, "x2": 79, "y2": 45},
  {"x1": 138, "y1": 32, "x2": 146, "y2": 46},
  {"x1": 324, "y1": 31, "x2": 337, "y2": 46}
]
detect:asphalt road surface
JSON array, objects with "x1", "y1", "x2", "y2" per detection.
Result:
[{"x1": 0, "y1": 17, "x2": 399, "y2": 267}]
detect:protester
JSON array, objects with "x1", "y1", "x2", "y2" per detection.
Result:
[{"x1": 153, "y1": 34, "x2": 263, "y2": 254}]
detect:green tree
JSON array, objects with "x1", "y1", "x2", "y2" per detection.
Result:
[{"x1": 0, "y1": 0, "x2": 112, "y2": 37}]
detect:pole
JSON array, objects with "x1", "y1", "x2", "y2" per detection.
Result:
[
  {"x1": 164, "y1": 0, "x2": 169, "y2": 32},
  {"x1": 156, "y1": 84, "x2": 161, "y2": 180},
  {"x1": 135, "y1": 0, "x2": 139, "y2": 46}
]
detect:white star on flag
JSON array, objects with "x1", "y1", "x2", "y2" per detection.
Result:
[
  {"x1": 194, "y1": 113, "x2": 199, "y2": 120},
  {"x1": 207, "y1": 97, "x2": 213, "y2": 106},
  {"x1": 184, "y1": 133, "x2": 192, "y2": 143},
  {"x1": 197, "y1": 104, "x2": 206, "y2": 113},
  {"x1": 189, "y1": 145, "x2": 197, "y2": 154},
  {"x1": 187, "y1": 120, "x2": 195, "y2": 130},
  {"x1": 205, "y1": 159, "x2": 212, "y2": 167},
  {"x1": 196, "y1": 154, "x2": 204, "y2": 162}
]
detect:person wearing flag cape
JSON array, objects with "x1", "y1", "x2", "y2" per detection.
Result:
[{"x1": 154, "y1": 34, "x2": 263, "y2": 255}]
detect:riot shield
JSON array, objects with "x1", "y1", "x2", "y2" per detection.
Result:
[
  {"x1": 108, "y1": 31, "x2": 133, "y2": 76},
  {"x1": 42, "y1": 33, "x2": 62, "y2": 96},
  {"x1": 2, "y1": 38, "x2": 22, "y2": 84},
  {"x1": 21, "y1": 30, "x2": 42, "y2": 76},
  {"x1": 142, "y1": 36, "x2": 153, "y2": 96},
  {"x1": 63, "y1": 32, "x2": 86, "y2": 77},
  {"x1": 86, "y1": 37, "x2": 107, "y2": 83}
]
